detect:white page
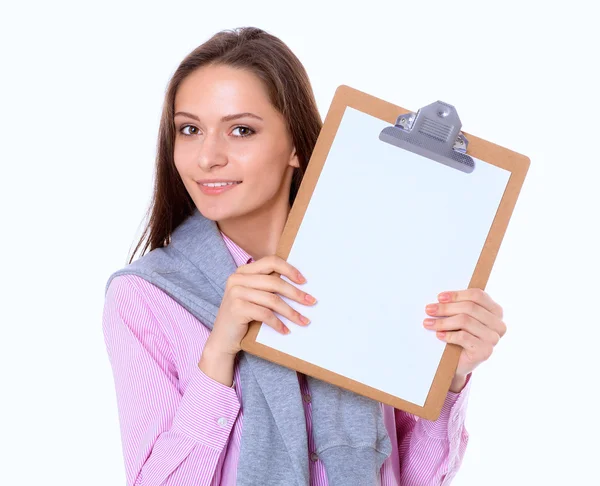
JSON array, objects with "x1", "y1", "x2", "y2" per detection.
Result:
[{"x1": 256, "y1": 106, "x2": 511, "y2": 406}]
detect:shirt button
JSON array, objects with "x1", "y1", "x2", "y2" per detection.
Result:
[
  {"x1": 303, "y1": 394, "x2": 312, "y2": 403},
  {"x1": 310, "y1": 452, "x2": 319, "y2": 462},
  {"x1": 217, "y1": 417, "x2": 228, "y2": 427}
]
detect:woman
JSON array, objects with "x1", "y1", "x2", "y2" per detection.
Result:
[{"x1": 102, "y1": 26, "x2": 507, "y2": 486}]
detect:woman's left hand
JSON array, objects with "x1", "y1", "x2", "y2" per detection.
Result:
[{"x1": 423, "y1": 288, "x2": 507, "y2": 391}]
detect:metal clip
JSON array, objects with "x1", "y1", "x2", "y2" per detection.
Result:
[{"x1": 379, "y1": 101, "x2": 474, "y2": 173}]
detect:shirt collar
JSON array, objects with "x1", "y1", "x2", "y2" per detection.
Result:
[{"x1": 220, "y1": 231, "x2": 254, "y2": 266}]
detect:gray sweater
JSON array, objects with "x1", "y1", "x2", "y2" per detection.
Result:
[{"x1": 105, "y1": 207, "x2": 392, "y2": 485}]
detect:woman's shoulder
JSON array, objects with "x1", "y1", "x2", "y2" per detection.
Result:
[
  {"x1": 106, "y1": 274, "x2": 174, "y2": 309},
  {"x1": 104, "y1": 273, "x2": 211, "y2": 346},
  {"x1": 104, "y1": 274, "x2": 185, "y2": 336}
]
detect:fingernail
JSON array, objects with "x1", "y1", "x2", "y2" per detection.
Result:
[
  {"x1": 284, "y1": 327, "x2": 291, "y2": 334},
  {"x1": 423, "y1": 319, "x2": 435, "y2": 326},
  {"x1": 426, "y1": 304, "x2": 438, "y2": 313},
  {"x1": 300, "y1": 315, "x2": 311, "y2": 325},
  {"x1": 297, "y1": 272, "x2": 306, "y2": 283},
  {"x1": 305, "y1": 294, "x2": 317, "y2": 304},
  {"x1": 438, "y1": 292, "x2": 451, "y2": 302}
]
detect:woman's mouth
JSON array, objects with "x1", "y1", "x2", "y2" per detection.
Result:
[{"x1": 197, "y1": 181, "x2": 242, "y2": 195}]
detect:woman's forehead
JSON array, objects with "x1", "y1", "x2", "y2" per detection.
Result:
[{"x1": 175, "y1": 65, "x2": 271, "y2": 110}]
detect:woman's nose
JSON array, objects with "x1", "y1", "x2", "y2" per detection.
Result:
[{"x1": 197, "y1": 132, "x2": 228, "y2": 171}]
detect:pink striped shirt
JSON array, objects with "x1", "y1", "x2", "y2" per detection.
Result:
[{"x1": 102, "y1": 232, "x2": 471, "y2": 485}]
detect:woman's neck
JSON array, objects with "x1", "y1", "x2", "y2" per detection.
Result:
[{"x1": 217, "y1": 200, "x2": 291, "y2": 261}]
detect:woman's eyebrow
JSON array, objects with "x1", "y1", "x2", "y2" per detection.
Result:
[{"x1": 174, "y1": 111, "x2": 264, "y2": 122}]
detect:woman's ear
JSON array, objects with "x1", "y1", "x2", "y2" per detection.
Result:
[{"x1": 289, "y1": 149, "x2": 300, "y2": 169}]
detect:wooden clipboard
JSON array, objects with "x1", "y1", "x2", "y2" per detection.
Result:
[{"x1": 241, "y1": 85, "x2": 530, "y2": 420}]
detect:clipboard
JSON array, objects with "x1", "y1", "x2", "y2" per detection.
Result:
[{"x1": 240, "y1": 85, "x2": 530, "y2": 420}]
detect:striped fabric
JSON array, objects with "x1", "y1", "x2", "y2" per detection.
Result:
[{"x1": 102, "y1": 232, "x2": 471, "y2": 485}]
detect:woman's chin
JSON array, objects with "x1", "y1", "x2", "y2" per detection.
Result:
[
  {"x1": 197, "y1": 205, "x2": 246, "y2": 223},
  {"x1": 197, "y1": 207, "x2": 225, "y2": 222}
]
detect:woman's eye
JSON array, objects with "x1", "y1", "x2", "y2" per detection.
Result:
[
  {"x1": 180, "y1": 125, "x2": 198, "y2": 136},
  {"x1": 232, "y1": 126, "x2": 255, "y2": 138},
  {"x1": 178, "y1": 125, "x2": 254, "y2": 138}
]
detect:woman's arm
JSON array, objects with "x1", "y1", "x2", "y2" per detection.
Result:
[
  {"x1": 102, "y1": 275, "x2": 240, "y2": 486},
  {"x1": 396, "y1": 373, "x2": 472, "y2": 486}
]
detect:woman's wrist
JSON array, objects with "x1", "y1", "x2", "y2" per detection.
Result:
[
  {"x1": 449, "y1": 373, "x2": 469, "y2": 393},
  {"x1": 199, "y1": 342, "x2": 237, "y2": 388}
]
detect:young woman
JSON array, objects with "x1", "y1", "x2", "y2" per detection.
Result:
[{"x1": 103, "y1": 27, "x2": 507, "y2": 486}]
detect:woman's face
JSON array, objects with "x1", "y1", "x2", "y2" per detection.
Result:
[{"x1": 173, "y1": 64, "x2": 299, "y2": 222}]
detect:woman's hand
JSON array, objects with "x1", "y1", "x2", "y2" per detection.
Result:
[
  {"x1": 423, "y1": 288, "x2": 507, "y2": 391},
  {"x1": 206, "y1": 255, "x2": 317, "y2": 357}
]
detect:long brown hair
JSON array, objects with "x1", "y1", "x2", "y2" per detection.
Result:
[{"x1": 127, "y1": 27, "x2": 323, "y2": 265}]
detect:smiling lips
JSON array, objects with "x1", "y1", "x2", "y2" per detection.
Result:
[{"x1": 197, "y1": 180, "x2": 242, "y2": 195}]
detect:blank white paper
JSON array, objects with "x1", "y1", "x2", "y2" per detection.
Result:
[{"x1": 256, "y1": 106, "x2": 511, "y2": 406}]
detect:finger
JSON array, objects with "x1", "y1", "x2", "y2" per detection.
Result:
[
  {"x1": 236, "y1": 254, "x2": 306, "y2": 285},
  {"x1": 241, "y1": 300, "x2": 290, "y2": 335},
  {"x1": 427, "y1": 299, "x2": 506, "y2": 338},
  {"x1": 228, "y1": 273, "x2": 317, "y2": 307},
  {"x1": 424, "y1": 314, "x2": 500, "y2": 345},
  {"x1": 230, "y1": 285, "x2": 310, "y2": 328},
  {"x1": 439, "y1": 288, "x2": 503, "y2": 319},
  {"x1": 437, "y1": 330, "x2": 493, "y2": 361}
]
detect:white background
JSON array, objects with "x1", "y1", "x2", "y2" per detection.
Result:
[{"x1": 1, "y1": 1, "x2": 597, "y2": 484}]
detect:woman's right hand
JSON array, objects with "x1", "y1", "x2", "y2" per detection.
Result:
[{"x1": 205, "y1": 255, "x2": 318, "y2": 357}]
